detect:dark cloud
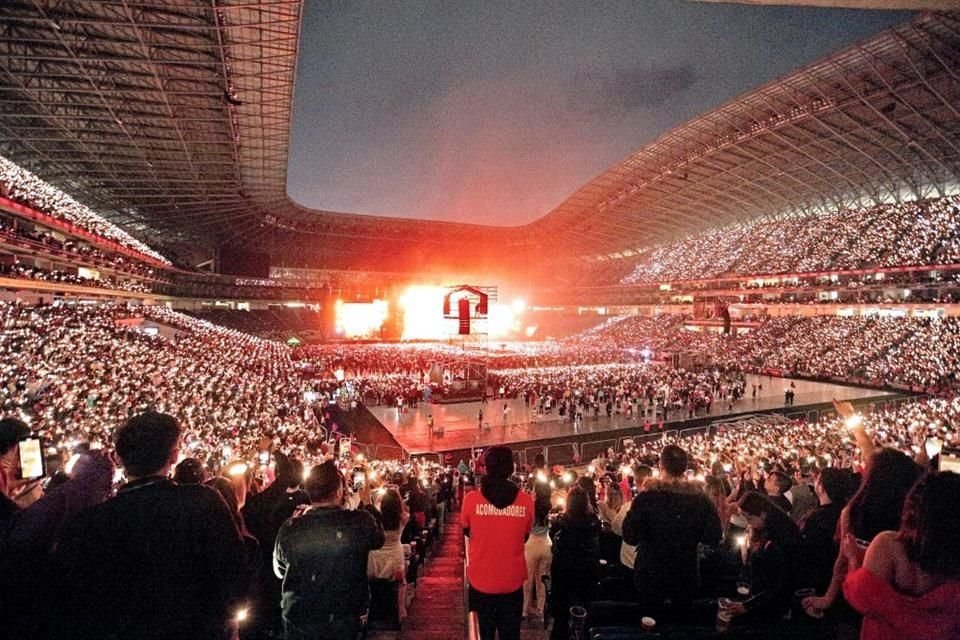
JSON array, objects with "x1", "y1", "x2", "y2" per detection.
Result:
[
  {"x1": 568, "y1": 64, "x2": 698, "y2": 118},
  {"x1": 604, "y1": 64, "x2": 698, "y2": 110}
]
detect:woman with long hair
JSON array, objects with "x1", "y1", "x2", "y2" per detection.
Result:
[
  {"x1": 704, "y1": 474, "x2": 733, "y2": 537},
  {"x1": 843, "y1": 472, "x2": 960, "y2": 639},
  {"x1": 368, "y1": 488, "x2": 410, "y2": 619},
  {"x1": 522, "y1": 494, "x2": 552, "y2": 619},
  {"x1": 803, "y1": 448, "x2": 921, "y2": 617},
  {"x1": 549, "y1": 486, "x2": 600, "y2": 640},
  {"x1": 726, "y1": 491, "x2": 801, "y2": 622},
  {"x1": 597, "y1": 479, "x2": 624, "y2": 527}
]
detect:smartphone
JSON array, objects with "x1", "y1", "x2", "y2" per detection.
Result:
[
  {"x1": 18, "y1": 437, "x2": 45, "y2": 480},
  {"x1": 924, "y1": 437, "x2": 943, "y2": 460},
  {"x1": 353, "y1": 472, "x2": 365, "y2": 490},
  {"x1": 938, "y1": 447, "x2": 960, "y2": 474}
]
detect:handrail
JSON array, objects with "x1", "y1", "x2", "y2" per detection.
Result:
[
  {"x1": 464, "y1": 534, "x2": 472, "y2": 640},
  {"x1": 467, "y1": 611, "x2": 480, "y2": 640}
]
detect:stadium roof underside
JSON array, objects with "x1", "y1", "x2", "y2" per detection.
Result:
[
  {"x1": 0, "y1": 4, "x2": 959, "y2": 268},
  {"x1": 0, "y1": 0, "x2": 510, "y2": 268}
]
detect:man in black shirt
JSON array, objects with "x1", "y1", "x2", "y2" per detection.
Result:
[
  {"x1": 50, "y1": 412, "x2": 247, "y2": 640},
  {"x1": 274, "y1": 460, "x2": 384, "y2": 640},
  {"x1": 622, "y1": 445, "x2": 721, "y2": 621}
]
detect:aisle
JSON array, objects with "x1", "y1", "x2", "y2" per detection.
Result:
[
  {"x1": 370, "y1": 509, "x2": 548, "y2": 640},
  {"x1": 397, "y1": 511, "x2": 465, "y2": 640}
]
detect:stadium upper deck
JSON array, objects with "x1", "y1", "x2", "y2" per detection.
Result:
[{"x1": 0, "y1": 4, "x2": 959, "y2": 274}]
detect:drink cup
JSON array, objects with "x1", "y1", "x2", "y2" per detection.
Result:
[{"x1": 716, "y1": 609, "x2": 733, "y2": 632}]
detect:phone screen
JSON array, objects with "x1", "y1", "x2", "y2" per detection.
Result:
[
  {"x1": 18, "y1": 437, "x2": 45, "y2": 480},
  {"x1": 938, "y1": 448, "x2": 960, "y2": 474}
]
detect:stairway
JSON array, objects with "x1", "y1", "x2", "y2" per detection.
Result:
[
  {"x1": 397, "y1": 511, "x2": 466, "y2": 640},
  {"x1": 370, "y1": 509, "x2": 549, "y2": 640}
]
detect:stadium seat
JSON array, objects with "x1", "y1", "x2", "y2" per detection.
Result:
[{"x1": 367, "y1": 578, "x2": 403, "y2": 631}]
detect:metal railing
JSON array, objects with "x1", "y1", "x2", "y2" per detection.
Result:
[
  {"x1": 467, "y1": 612, "x2": 480, "y2": 640},
  {"x1": 464, "y1": 535, "x2": 474, "y2": 640}
]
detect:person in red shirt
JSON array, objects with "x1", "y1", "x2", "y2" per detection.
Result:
[
  {"x1": 462, "y1": 446, "x2": 534, "y2": 640},
  {"x1": 843, "y1": 471, "x2": 960, "y2": 640}
]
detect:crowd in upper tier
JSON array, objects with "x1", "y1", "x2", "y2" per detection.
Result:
[
  {"x1": 0, "y1": 263, "x2": 152, "y2": 293},
  {"x1": 621, "y1": 196, "x2": 960, "y2": 284},
  {"x1": 572, "y1": 314, "x2": 960, "y2": 391},
  {"x1": 0, "y1": 155, "x2": 169, "y2": 264}
]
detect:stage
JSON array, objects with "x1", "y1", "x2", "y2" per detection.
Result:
[{"x1": 368, "y1": 374, "x2": 901, "y2": 455}]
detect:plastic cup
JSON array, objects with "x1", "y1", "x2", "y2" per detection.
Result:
[
  {"x1": 569, "y1": 606, "x2": 588, "y2": 640},
  {"x1": 716, "y1": 609, "x2": 734, "y2": 632},
  {"x1": 736, "y1": 581, "x2": 751, "y2": 597},
  {"x1": 795, "y1": 589, "x2": 824, "y2": 620}
]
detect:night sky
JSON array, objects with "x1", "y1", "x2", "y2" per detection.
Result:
[{"x1": 286, "y1": 1, "x2": 911, "y2": 226}]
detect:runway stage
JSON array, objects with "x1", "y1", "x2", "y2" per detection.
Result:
[{"x1": 368, "y1": 374, "x2": 900, "y2": 455}]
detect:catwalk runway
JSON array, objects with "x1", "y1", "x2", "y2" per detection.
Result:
[{"x1": 368, "y1": 374, "x2": 898, "y2": 454}]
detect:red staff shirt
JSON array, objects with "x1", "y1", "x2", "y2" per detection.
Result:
[{"x1": 462, "y1": 489, "x2": 534, "y2": 594}]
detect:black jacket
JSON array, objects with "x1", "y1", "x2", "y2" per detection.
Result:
[
  {"x1": 798, "y1": 502, "x2": 842, "y2": 592},
  {"x1": 741, "y1": 533, "x2": 800, "y2": 621},
  {"x1": 241, "y1": 482, "x2": 310, "y2": 628},
  {"x1": 49, "y1": 477, "x2": 247, "y2": 640},
  {"x1": 622, "y1": 479, "x2": 722, "y2": 606},
  {"x1": 550, "y1": 515, "x2": 601, "y2": 594},
  {"x1": 549, "y1": 515, "x2": 602, "y2": 640},
  {"x1": 273, "y1": 505, "x2": 385, "y2": 624}
]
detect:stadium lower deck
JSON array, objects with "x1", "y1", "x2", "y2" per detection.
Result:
[{"x1": 370, "y1": 374, "x2": 898, "y2": 455}]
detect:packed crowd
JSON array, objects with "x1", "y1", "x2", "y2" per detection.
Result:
[
  {"x1": 0, "y1": 262, "x2": 152, "y2": 293},
  {"x1": 0, "y1": 298, "x2": 959, "y2": 640},
  {"x1": 572, "y1": 314, "x2": 960, "y2": 391},
  {"x1": 0, "y1": 215, "x2": 162, "y2": 281},
  {"x1": 3, "y1": 304, "x2": 955, "y2": 469},
  {"x1": 488, "y1": 363, "x2": 745, "y2": 422},
  {"x1": 573, "y1": 314, "x2": 724, "y2": 354},
  {"x1": 0, "y1": 302, "x2": 323, "y2": 469},
  {"x1": 458, "y1": 393, "x2": 960, "y2": 640},
  {"x1": 187, "y1": 309, "x2": 325, "y2": 341},
  {"x1": 3, "y1": 387, "x2": 958, "y2": 640},
  {"x1": 621, "y1": 196, "x2": 960, "y2": 284},
  {"x1": 0, "y1": 154, "x2": 169, "y2": 264},
  {"x1": 0, "y1": 409, "x2": 456, "y2": 640},
  {"x1": 293, "y1": 341, "x2": 635, "y2": 379}
]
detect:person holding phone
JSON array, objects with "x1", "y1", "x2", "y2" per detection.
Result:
[{"x1": 0, "y1": 417, "x2": 34, "y2": 524}]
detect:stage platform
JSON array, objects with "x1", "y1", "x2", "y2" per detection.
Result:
[{"x1": 368, "y1": 374, "x2": 901, "y2": 455}]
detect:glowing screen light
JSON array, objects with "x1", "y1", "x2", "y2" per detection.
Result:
[
  {"x1": 400, "y1": 286, "x2": 449, "y2": 340},
  {"x1": 335, "y1": 300, "x2": 389, "y2": 338},
  {"x1": 487, "y1": 303, "x2": 518, "y2": 338}
]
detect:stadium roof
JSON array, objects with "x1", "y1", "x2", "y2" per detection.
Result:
[
  {"x1": 1, "y1": 4, "x2": 959, "y2": 268},
  {"x1": 536, "y1": 9, "x2": 960, "y2": 259}
]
